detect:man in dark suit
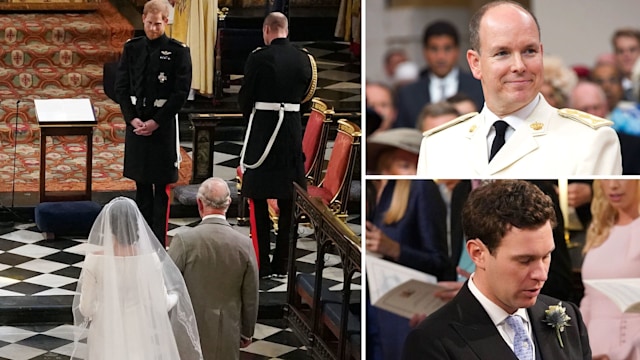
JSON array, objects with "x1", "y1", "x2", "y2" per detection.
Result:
[
  {"x1": 394, "y1": 20, "x2": 483, "y2": 129},
  {"x1": 115, "y1": 0, "x2": 192, "y2": 246},
  {"x1": 445, "y1": 180, "x2": 573, "y2": 301},
  {"x1": 403, "y1": 180, "x2": 591, "y2": 360},
  {"x1": 238, "y1": 12, "x2": 316, "y2": 278}
]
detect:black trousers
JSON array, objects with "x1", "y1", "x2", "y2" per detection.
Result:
[
  {"x1": 135, "y1": 182, "x2": 170, "y2": 246},
  {"x1": 253, "y1": 198, "x2": 293, "y2": 274}
]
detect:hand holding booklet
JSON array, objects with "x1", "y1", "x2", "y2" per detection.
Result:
[
  {"x1": 366, "y1": 255, "x2": 448, "y2": 319},
  {"x1": 583, "y1": 278, "x2": 640, "y2": 313}
]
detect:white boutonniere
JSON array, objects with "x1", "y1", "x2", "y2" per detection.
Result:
[{"x1": 543, "y1": 302, "x2": 571, "y2": 348}]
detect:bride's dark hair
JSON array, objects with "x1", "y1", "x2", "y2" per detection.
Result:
[{"x1": 108, "y1": 198, "x2": 140, "y2": 246}]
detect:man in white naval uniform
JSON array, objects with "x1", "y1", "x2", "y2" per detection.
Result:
[{"x1": 417, "y1": 1, "x2": 621, "y2": 177}]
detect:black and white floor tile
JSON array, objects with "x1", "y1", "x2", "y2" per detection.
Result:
[
  {"x1": 0, "y1": 213, "x2": 361, "y2": 359},
  {"x1": 213, "y1": 41, "x2": 361, "y2": 108},
  {"x1": 0, "y1": 39, "x2": 362, "y2": 360},
  {"x1": 0, "y1": 319, "x2": 307, "y2": 360}
]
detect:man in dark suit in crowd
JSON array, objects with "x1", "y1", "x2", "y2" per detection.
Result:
[
  {"x1": 115, "y1": 0, "x2": 192, "y2": 246},
  {"x1": 238, "y1": 11, "x2": 317, "y2": 278},
  {"x1": 445, "y1": 180, "x2": 573, "y2": 301},
  {"x1": 394, "y1": 20, "x2": 483, "y2": 128},
  {"x1": 403, "y1": 180, "x2": 591, "y2": 360}
]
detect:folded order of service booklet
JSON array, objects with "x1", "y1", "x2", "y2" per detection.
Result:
[
  {"x1": 583, "y1": 278, "x2": 640, "y2": 313},
  {"x1": 366, "y1": 255, "x2": 447, "y2": 319}
]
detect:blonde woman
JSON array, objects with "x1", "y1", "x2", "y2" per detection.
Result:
[
  {"x1": 581, "y1": 179, "x2": 640, "y2": 360},
  {"x1": 366, "y1": 179, "x2": 448, "y2": 359}
]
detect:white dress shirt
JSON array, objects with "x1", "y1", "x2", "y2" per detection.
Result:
[
  {"x1": 468, "y1": 274, "x2": 537, "y2": 358},
  {"x1": 429, "y1": 67, "x2": 459, "y2": 103},
  {"x1": 483, "y1": 94, "x2": 540, "y2": 157}
]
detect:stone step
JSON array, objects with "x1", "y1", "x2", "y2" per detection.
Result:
[{"x1": 0, "y1": 43, "x2": 120, "y2": 69}]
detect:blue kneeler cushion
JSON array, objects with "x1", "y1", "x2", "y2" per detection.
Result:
[{"x1": 35, "y1": 201, "x2": 102, "y2": 238}]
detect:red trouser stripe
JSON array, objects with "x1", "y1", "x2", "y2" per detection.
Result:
[
  {"x1": 164, "y1": 184, "x2": 171, "y2": 247},
  {"x1": 248, "y1": 198, "x2": 260, "y2": 267}
]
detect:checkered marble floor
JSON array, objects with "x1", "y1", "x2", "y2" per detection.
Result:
[
  {"x1": 213, "y1": 41, "x2": 361, "y2": 107},
  {"x1": 0, "y1": 39, "x2": 362, "y2": 360},
  {"x1": 0, "y1": 214, "x2": 361, "y2": 359},
  {"x1": 0, "y1": 319, "x2": 309, "y2": 360}
]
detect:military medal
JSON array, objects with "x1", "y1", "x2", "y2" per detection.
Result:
[{"x1": 158, "y1": 72, "x2": 167, "y2": 83}]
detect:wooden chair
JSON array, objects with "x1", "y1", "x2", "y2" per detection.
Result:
[
  {"x1": 213, "y1": 8, "x2": 263, "y2": 100},
  {"x1": 267, "y1": 118, "x2": 361, "y2": 227},
  {"x1": 236, "y1": 97, "x2": 334, "y2": 224}
]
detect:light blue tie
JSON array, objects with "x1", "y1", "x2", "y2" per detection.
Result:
[{"x1": 505, "y1": 315, "x2": 533, "y2": 360}]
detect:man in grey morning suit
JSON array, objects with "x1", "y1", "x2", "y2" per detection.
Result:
[{"x1": 168, "y1": 178, "x2": 259, "y2": 360}]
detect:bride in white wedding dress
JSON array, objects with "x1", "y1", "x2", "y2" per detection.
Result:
[{"x1": 71, "y1": 197, "x2": 203, "y2": 360}]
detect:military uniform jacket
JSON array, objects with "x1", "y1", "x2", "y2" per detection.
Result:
[
  {"x1": 417, "y1": 95, "x2": 623, "y2": 177},
  {"x1": 238, "y1": 38, "x2": 316, "y2": 199},
  {"x1": 115, "y1": 34, "x2": 192, "y2": 184},
  {"x1": 168, "y1": 217, "x2": 259, "y2": 360}
]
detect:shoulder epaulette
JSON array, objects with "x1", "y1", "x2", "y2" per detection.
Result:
[
  {"x1": 302, "y1": 53, "x2": 317, "y2": 103},
  {"x1": 558, "y1": 108, "x2": 613, "y2": 129},
  {"x1": 125, "y1": 36, "x2": 144, "y2": 43},
  {"x1": 169, "y1": 38, "x2": 187, "y2": 47},
  {"x1": 423, "y1": 112, "x2": 479, "y2": 136},
  {"x1": 251, "y1": 47, "x2": 263, "y2": 53}
]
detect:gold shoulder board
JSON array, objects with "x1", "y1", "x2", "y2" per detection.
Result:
[
  {"x1": 558, "y1": 108, "x2": 613, "y2": 129},
  {"x1": 423, "y1": 112, "x2": 478, "y2": 136},
  {"x1": 302, "y1": 53, "x2": 317, "y2": 104},
  {"x1": 125, "y1": 36, "x2": 143, "y2": 43}
]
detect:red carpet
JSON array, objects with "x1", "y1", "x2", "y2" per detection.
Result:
[{"x1": 0, "y1": 2, "x2": 192, "y2": 193}]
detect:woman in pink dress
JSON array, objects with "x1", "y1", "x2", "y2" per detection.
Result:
[{"x1": 581, "y1": 179, "x2": 640, "y2": 360}]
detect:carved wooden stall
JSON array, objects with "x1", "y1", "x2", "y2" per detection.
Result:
[{"x1": 286, "y1": 182, "x2": 361, "y2": 359}]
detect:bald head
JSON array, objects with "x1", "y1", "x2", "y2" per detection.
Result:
[
  {"x1": 263, "y1": 12, "x2": 289, "y2": 44},
  {"x1": 469, "y1": 1, "x2": 540, "y2": 53},
  {"x1": 197, "y1": 177, "x2": 231, "y2": 216},
  {"x1": 569, "y1": 81, "x2": 609, "y2": 118}
]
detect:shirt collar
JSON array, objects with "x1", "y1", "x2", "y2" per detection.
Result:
[
  {"x1": 481, "y1": 93, "x2": 541, "y2": 133},
  {"x1": 468, "y1": 273, "x2": 531, "y2": 327},
  {"x1": 202, "y1": 214, "x2": 226, "y2": 221},
  {"x1": 429, "y1": 67, "x2": 459, "y2": 84}
]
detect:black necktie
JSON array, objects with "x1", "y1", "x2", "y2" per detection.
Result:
[{"x1": 489, "y1": 120, "x2": 509, "y2": 162}]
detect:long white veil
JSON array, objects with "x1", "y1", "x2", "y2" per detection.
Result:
[{"x1": 71, "y1": 197, "x2": 202, "y2": 360}]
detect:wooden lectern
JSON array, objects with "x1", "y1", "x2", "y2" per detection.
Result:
[{"x1": 35, "y1": 98, "x2": 97, "y2": 202}]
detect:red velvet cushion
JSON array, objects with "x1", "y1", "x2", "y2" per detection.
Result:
[
  {"x1": 321, "y1": 131, "x2": 351, "y2": 198},
  {"x1": 307, "y1": 185, "x2": 333, "y2": 205},
  {"x1": 302, "y1": 110, "x2": 324, "y2": 173},
  {"x1": 267, "y1": 198, "x2": 279, "y2": 216}
]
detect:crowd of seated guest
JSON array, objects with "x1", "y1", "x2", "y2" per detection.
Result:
[{"x1": 367, "y1": 23, "x2": 640, "y2": 175}]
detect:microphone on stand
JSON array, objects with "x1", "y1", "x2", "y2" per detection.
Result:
[
  {"x1": 11, "y1": 100, "x2": 19, "y2": 209},
  {"x1": 0, "y1": 99, "x2": 24, "y2": 227}
]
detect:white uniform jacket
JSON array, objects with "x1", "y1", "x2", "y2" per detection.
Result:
[{"x1": 416, "y1": 96, "x2": 622, "y2": 177}]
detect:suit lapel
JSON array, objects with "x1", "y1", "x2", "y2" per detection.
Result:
[
  {"x1": 471, "y1": 96, "x2": 555, "y2": 175},
  {"x1": 420, "y1": 76, "x2": 431, "y2": 105},
  {"x1": 466, "y1": 113, "x2": 491, "y2": 175},
  {"x1": 450, "y1": 285, "x2": 518, "y2": 360},
  {"x1": 528, "y1": 299, "x2": 568, "y2": 360},
  {"x1": 487, "y1": 124, "x2": 539, "y2": 174}
]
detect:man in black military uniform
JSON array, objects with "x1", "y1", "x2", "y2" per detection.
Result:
[
  {"x1": 238, "y1": 11, "x2": 317, "y2": 278},
  {"x1": 115, "y1": 0, "x2": 192, "y2": 246}
]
